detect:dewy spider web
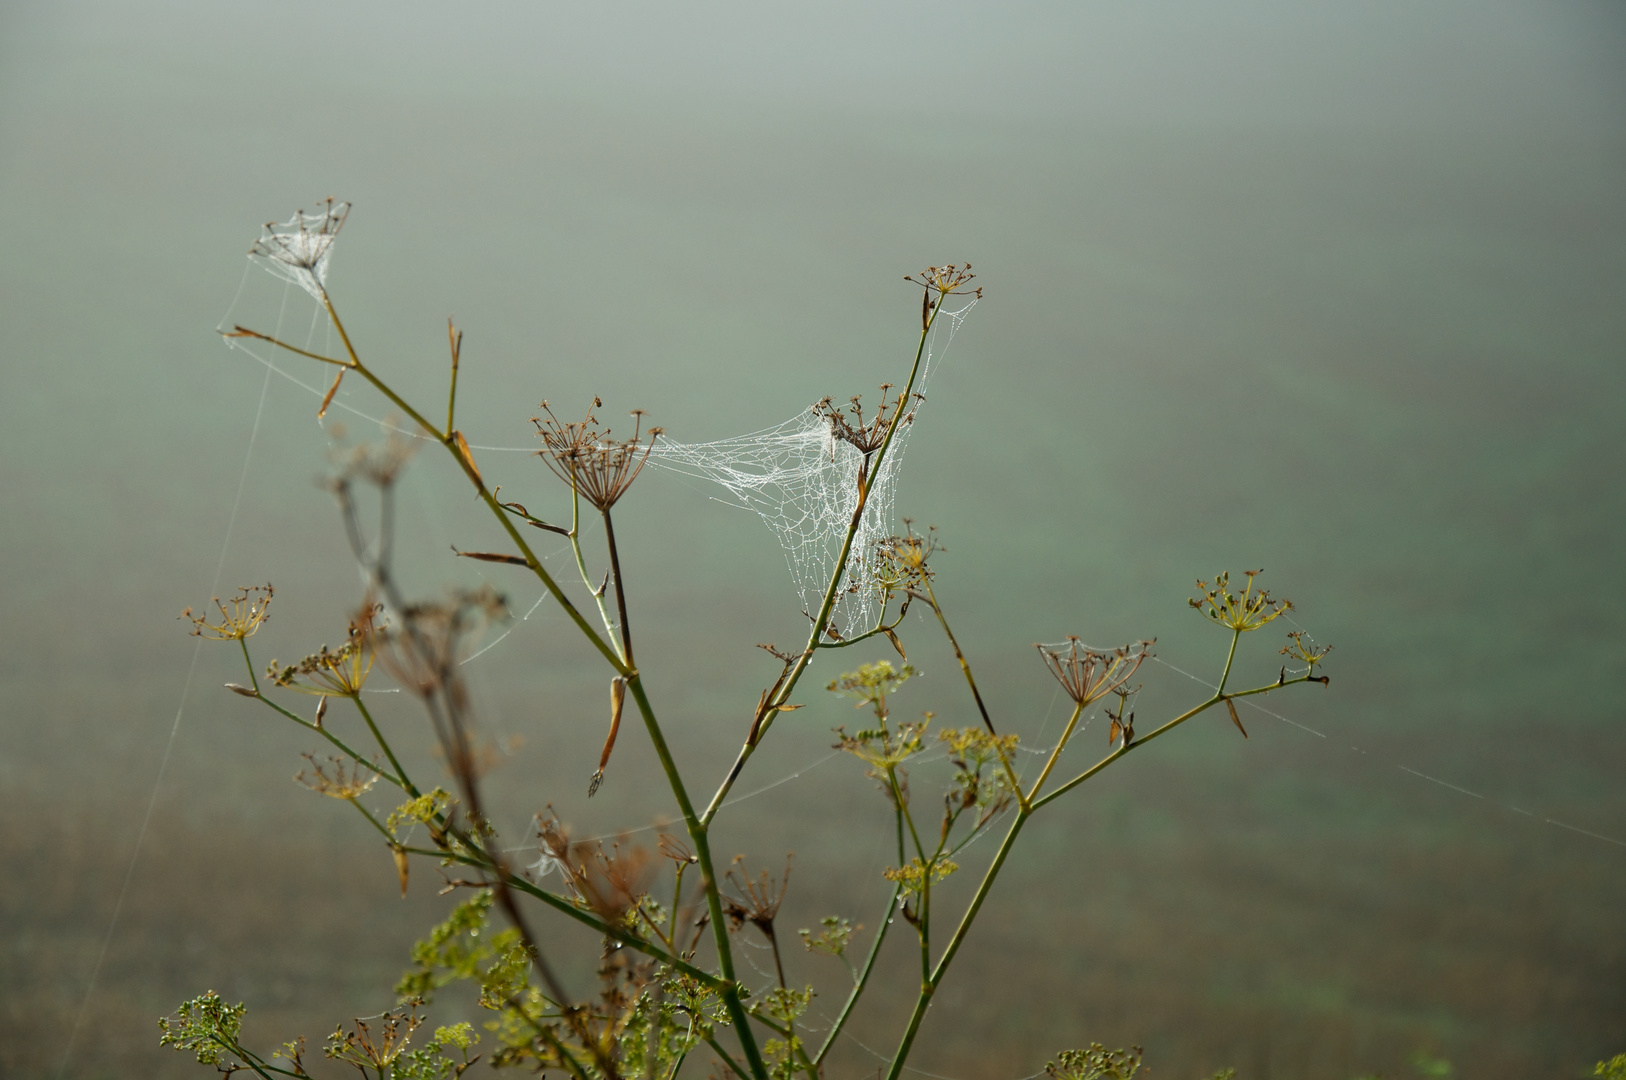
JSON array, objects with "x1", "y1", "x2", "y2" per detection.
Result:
[{"x1": 647, "y1": 298, "x2": 976, "y2": 639}]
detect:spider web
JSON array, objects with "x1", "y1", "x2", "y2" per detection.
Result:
[{"x1": 647, "y1": 298, "x2": 976, "y2": 640}]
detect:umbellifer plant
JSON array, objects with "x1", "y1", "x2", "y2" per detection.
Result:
[{"x1": 163, "y1": 201, "x2": 1332, "y2": 1080}]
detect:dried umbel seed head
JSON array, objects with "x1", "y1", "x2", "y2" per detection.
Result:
[
  {"x1": 904, "y1": 263, "x2": 981, "y2": 299},
  {"x1": 814, "y1": 385, "x2": 920, "y2": 457},
  {"x1": 249, "y1": 197, "x2": 349, "y2": 301},
  {"x1": 723, "y1": 855, "x2": 791, "y2": 935},
  {"x1": 329, "y1": 425, "x2": 417, "y2": 489},
  {"x1": 1281, "y1": 629, "x2": 1333, "y2": 669},
  {"x1": 295, "y1": 753, "x2": 381, "y2": 800},
  {"x1": 1190, "y1": 569, "x2": 1291, "y2": 632},
  {"x1": 1035, "y1": 638, "x2": 1154, "y2": 707},
  {"x1": 266, "y1": 602, "x2": 382, "y2": 697},
  {"x1": 182, "y1": 584, "x2": 273, "y2": 641},
  {"x1": 657, "y1": 833, "x2": 698, "y2": 866},
  {"x1": 573, "y1": 839, "x2": 654, "y2": 924},
  {"x1": 532, "y1": 400, "x2": 662, "y2": 512},
  {"x1": 905, "y1": 263, "x2": 982, "y2": 328}
]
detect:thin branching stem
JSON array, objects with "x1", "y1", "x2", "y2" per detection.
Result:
[
  {"x1": 603, "y1": 508, "x2": 635, "y2": 667},
  {"x1": 351, "y1": 694, "x2": 418, "y2": 797},
  {"x1": 1034, "y1": 673, "x2": 1319, "y2": 811},
  {"x1": 813, "y1": 877, "x2": 904, "y2": 1067},
  {"x1": 620, "y1": 676, "x2": 769, "y2": 1078},
  {"x1": 918, "y1": 581, "x2": 1027, "y2": 807},
  {"x1": 314, "y1": 296, "x2": 629, "y2": 675},
  {"x1": 1024, "y1": 701, "x2": 1085, "y2": 804},
  {"x1": 568, "y1": 476, "x2": 621, "y2": 655},
  {"x1": 704, "y1": 1036, "x2": 752, "y2": 1080},
  {"x1": 1217, "y1": 628, "x2": 1242, "y2": 695},
  {"x1": 237, "y1": 641, "x2": 407, "y2": 792},
  {"x1": 883, "y1": 668, "x2": 1324, "y2": 1079},
  {"x1": 347, "y1": 797, "x2": 396, "y2": 845},
  {"x1": 223, "y1": 326, "x2": 349, "y2": 367},
  {"x1": 702, "y1": 301, "x2": 943, "y2": 827},
  {"x1": 445, "y1": 318, "x2": 461, "y2": 437}
]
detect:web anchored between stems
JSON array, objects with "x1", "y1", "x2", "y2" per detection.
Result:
[{"x1": 646, "y1": 299, "x2": 975, "y2": 638}]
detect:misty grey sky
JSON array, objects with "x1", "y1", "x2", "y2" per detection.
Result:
[{"x1": 4, "y1": 0, "x2": 1623, "y2": 128}]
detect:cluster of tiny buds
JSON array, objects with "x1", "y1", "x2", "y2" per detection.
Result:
[{"x1": 904, "y1": 263, "x2": 981, "y2": 298}]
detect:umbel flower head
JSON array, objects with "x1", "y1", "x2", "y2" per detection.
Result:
[
  {"x1": 722, "y1": 855, "x2": 791, "y2": 936},
  {"x1": 1281, "y1": 629, "x2": 1333, "y2": 670},
  {"x1": 814, "y1": 384, "x2": 919, "y2": 457},
  {"x1": 828, "y1": 660, "x2": 917, "y2": 721},
  {"x1": 1190, "y1": 569, "x2": 1291, "y2": 632},
  {"x1": 325, "y1": 1002, "x2": 423, "y2": 1073},
  {"x1": 267, "y1": 602, "x2": 381, "y2": 697},
  {"x1": 296, "y1": 753, "x2": 381, "y2": 800},
  {"x1": 249, "y1": 198, "x2": 348, "y2": 301},
  {"x1": 1035, "y1": 638, "x2": 1153, "y2": 707},
  {"x1": 904, "y1": 263, "x2": 982, "y2": 300},
  {"x1": 533, "y1": 399, "x2": 662, "y2": 511},
  {"x1": 182, "y1": 584, "x2": 273, "y2": 641},
  {"x1": 904, "y1": 263, "x2": 982, "y2": 330},
  {"x1": 866, "y1": 521, "x2": 939, "y2": 600}
]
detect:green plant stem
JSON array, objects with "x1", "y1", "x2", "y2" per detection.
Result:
[
  {"x1": 444, "y1": 321, "x2": 460, "y2": 437},
  {"x1": 568, "y1": 478, "x2": 621, "y2": 655},
  {"x1": 920, "y1": 580, "x2": 995, "y2": 734},
  {"x1": 704, "y1": 1036, "x2": 752, "y2": 1080},
  {"x1": 347, "y1": 798, "x2": 396, "y2": 845},
  {"x1": 669, "y1": 862, "x2": 687, "y2": 950},
  {"x1": 1032, "y1": 673, "x2": 1318, "y2": 812},
  {"x1": 237, "y1": 641, "x2": 409, "y2": 792},
  {"x1": 211, "y1": 1036, "x2": 283, "y2": 1080},
  {"x1": 256, "y1": 297, "x2": 765, "y2": 1072},
  {"x1": 1217, "y1": 628, "x2": 1242, "y2": 695},
  {"x1": 537, "y1": 1025, "x2": 592, "y2": 1080},
  {"x1": 884, "y1": 669, "x2": 1324, "y2": 1079},
  {"x1": 883, "y1": 809, "x2": 1028, "y2": 1080},
  {"x1": 352, "y1": 694, "x2": 418, "y2": 796},
  {"x1": 812, "y1": 610, "x2": 905, "y2": 650},
  {"x1": 744, "y1": 1012, "x2": 820, "y2": 1080},
  {"x1": 918, "y1": 581, "x2": 1026, "y2": 806},
  {"x1": 603, "y1": 508, "x2": 635, "y2": 666},
  {"x1": 890, "y1": 766, "x2": 926, "y2": 862},
  {"x1": 622, "y1": 676, "x2": 768, "y2": 1079},
  {"x1": 702, "y1": 301, "x2": 942, "y2": 827},
  {"x1": 813, "y1": 879, "x2": 904, "y2": 1067},
  {"x1": 888, "y1": 764, "x2": 935, "y2": 986},
  {"x1": 1024, "y1": 701, "x2": 1085, "y2": 803}
]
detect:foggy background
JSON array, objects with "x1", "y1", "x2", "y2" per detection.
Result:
[{"x1": 2, "y1": 2, "x2": 1624, "y2": 1077}]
